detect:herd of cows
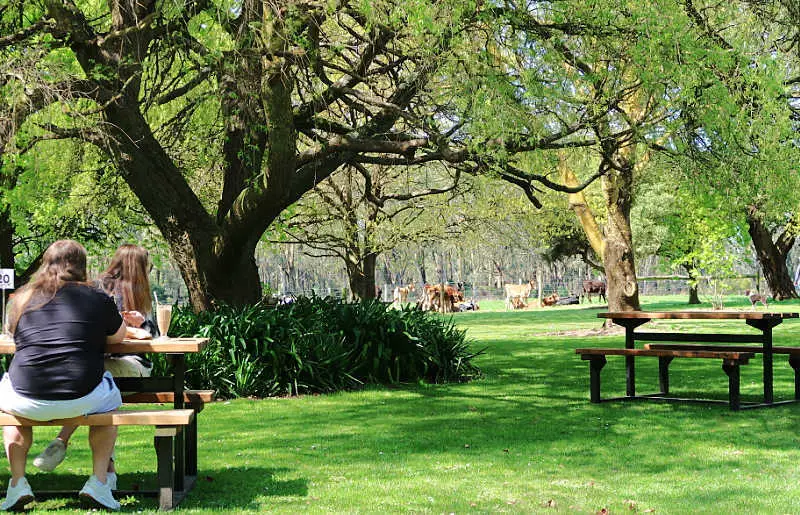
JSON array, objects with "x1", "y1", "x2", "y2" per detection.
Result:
[{"x1": 391, "y1": 279, "x2": 607, "y2": 312}]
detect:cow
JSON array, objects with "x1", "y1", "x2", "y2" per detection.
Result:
[
  {"x1": 504, "y1": 280, "x2": 535, "y2": 310},
  {"x1": 392, "y1": 283, "x2": 415, "y2": 305},
  {"x1": 581, "y1": 280, "x2": 607, "y2": 303},
  {"x1": 418, "y1": 283, "x2": 464, "y2": 312},
  {"x1": 541, "y1": 293, "x2": 560, "y2": 307}
]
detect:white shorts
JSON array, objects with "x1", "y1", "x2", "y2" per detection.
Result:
[{"x1": 0, "y1": 371, "x2": 122, "y2": 421}]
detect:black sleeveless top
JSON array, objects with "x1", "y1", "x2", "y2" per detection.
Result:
[{"x1": 9, "y1": 284, "x2": 122, "y2": 400}]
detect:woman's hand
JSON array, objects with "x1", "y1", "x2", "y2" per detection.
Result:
[{"x1": 121, "y1": 310, "x2": 146, "y2": 328}]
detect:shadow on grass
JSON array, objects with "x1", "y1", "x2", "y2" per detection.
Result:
[{"x1": 26, "y1": 466, "x2": 306, "y2": 511}]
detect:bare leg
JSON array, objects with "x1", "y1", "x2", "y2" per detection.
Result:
[
  {"x1": 3, "y1": 426, "x2": 32, "y2": 484},
  {"x1": 88, "y1": 426, "x2": 117, "y2": 484},
  {"x1": 56, "y1": 425, "x2": 78, "y2": 445}
]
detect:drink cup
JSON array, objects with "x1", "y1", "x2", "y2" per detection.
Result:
[{"x1": 157, "y1": 305, "x2": 172, "y2": 339}]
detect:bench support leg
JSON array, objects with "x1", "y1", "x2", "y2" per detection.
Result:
[
  {"x1": 155, "y1": 428, "x2": 177, "y2": 511},
  {"x1": 626, "y1": 355, "x2": 635, "y2": 397},
  {"x1": 658, "y1": 356, "x2": 673, "y2": 394},
  {"x1": 790, "y1": 355, "x2": 800, "y2": 400},
  {"x1": 186, "y1": 408, "x2": 199, "y2": 476},
  {"x1": 588, "y1": 356, "x2": 607, "y2": 403},
  {"x1": 722, "y1": 360, "x2": 741, "y2": 411}
]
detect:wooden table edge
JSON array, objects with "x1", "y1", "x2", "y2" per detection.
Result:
[
  {"x1": 598, "y1": 311, "x2": 799, "y2": 320},
  {"x1": 0, "y1": 337, "x2": 209, "y2": 355}
]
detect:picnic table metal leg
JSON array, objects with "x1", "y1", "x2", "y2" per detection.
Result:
[
  {"x1": 722, "y1": 360, "x2": 741, "y2": 411},
  {"x1": 169, "y1": 355, "x2": 187, "y2": 491},
  {"x1": 589, "y1": 356, "x2": 607, "y2": 403},
  {"x1": 658, "y1": 356, "x2": 673, "y2": 394},
  {"x1": 747, "y1": 319, "x2": 783, "y2": 404},
  {"x1": 616, "y1": 319, "x2": 648, "y2": 397},
  {"x1": 624, "y1": 326, "x2": 637, "y2": 397}
]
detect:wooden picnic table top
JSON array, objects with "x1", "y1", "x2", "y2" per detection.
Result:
[
  {"x1": 0, "y1": 336, "x2": 209, "y2": 354},
  {"x1": 598, "y1": 311, "x2": 799, "y2": 320}
]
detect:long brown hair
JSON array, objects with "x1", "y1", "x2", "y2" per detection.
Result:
[
  {"x1": 8, "y1": 240, "x2": 88, "y2": 333},
  {"x1": 99, "y1": 244, "x2": 152, "y2": 315}
]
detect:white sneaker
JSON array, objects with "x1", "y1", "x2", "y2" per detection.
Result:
[
  {"x1": 79, "y1": 475, "x2": 120, "y2": 511},
  {"x1": 106, "y1": 472, "x2": 117, "y2": 491},
  {"x1": 1, "y1": 477, "x2": 34, "y2": 511},
  {"x1": 33, "y1": 438, "x2": 66, "y2": 471}
]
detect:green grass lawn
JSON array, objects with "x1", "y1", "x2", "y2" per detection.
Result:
[{"x1": 17, "y1": 294, "x2": 800, "y2": 513}]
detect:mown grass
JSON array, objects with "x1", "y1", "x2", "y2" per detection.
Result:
[{"x1": 16, "y1": 294, "x2": 800, "y2": 513}]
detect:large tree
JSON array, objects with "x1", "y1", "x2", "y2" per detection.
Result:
[{"x1": 3, "y1": 0, "x2": 617, "y2": 310}]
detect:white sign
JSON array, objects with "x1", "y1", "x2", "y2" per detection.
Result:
[{"x1": 0, "y1": 269, "x2": 14, "y2": 290}]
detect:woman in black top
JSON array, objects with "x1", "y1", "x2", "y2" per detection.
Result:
[
  {"x1": 0, "y1": 240, "x2": 125, "y2": 511},
  {"x1": 33, "y1": 244, "x2": 156, "y2": 480}
]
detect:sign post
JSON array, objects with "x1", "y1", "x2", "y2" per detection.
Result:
[{"x1": 0, "y1": 269, "x2": 14, "y2": 334}]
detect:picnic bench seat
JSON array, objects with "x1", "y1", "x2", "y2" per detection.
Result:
[
  {"x1": 644, "y1": 344, "x2": 800, "y2": 399},
  {"x1": 122, "y1": 389, "x2": 215, "y2": 482},
  {"x1": 575, "y1": 347, "x2": 756, "y2": 410},
  {"x1": 0, "y1": 409, "x2": 194, "y2": 510}
]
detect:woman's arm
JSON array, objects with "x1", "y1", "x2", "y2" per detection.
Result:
[{"x1": 107, "y1": 320, "x2": 126, "y2": 344}]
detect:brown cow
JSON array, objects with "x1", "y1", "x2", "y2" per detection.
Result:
[
  {"x1": 581, "y1": 280, "x2": 606, "y2": 303},
  {"x1": 418, "y1": 284, "x2": 463, "y2": 312},
  {"x1": 541, "y1": 293, "x2": 560, "y2": 307}
]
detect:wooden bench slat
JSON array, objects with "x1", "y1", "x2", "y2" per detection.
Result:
[
  {"x1": 0, "y1": 409, "x2": 195, "y2": 427},
  {"x1": 575, "y1": 348, "x2": 755, "y2": 360},
  {"x1": 122, "y1": 390, "x2": 215, "y2": 404},
  {"x1": 644, "y1": 343, "x2": 800, "y2": 354}
]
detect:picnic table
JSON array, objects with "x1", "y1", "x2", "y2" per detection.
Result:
[
  {"x1": 576, "y1": 311, "x2": 800, "y2": 410},
  {"x1": 0, "y1": 336, "x2": 209, "y2": 509}
]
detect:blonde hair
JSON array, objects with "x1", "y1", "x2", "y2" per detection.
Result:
[
  {"x1": 8, "y1": 240, "x2": 88, "y2": 333},
  {"x1": 99, "y1": 244, "x2": 153, "y2": 315}
]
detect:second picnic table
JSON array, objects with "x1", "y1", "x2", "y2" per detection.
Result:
[{"x1": 576, "y1": 311, "x2": 800, "y2": 410}]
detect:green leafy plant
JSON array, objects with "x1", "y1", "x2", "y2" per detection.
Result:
[{"x1": 156, "y1": 297, "x2": 483, "y2": 398}]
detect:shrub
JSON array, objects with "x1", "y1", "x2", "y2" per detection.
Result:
[{"x1": 153, "y1": 296, "x2": 483, "y2": 398}]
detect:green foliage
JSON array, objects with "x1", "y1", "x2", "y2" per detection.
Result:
[{"x1": 154, "y1": 297, "x2": 483, "y2": 398}]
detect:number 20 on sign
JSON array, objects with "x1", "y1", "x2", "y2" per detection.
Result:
[{"x1": 0, "y1": 269, "x2": 13, "y2": 290}]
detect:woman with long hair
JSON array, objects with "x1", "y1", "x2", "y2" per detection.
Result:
[
  {"x1": 33, "y1": 244, "x2": 156, "y2": 479},
  {"x1": 0, "y1": 240, "x2": 125, "y2": 511}
]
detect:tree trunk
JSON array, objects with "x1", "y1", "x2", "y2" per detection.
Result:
[
  {"x1": 417, "y1": 250, "x2": 427, "y2": 285},
  {"x1": 746, "y1": 206, "x2": 797, "y2": 300},
  {"x1": 683, "y1": 264, "x2": 701, "y2": 304},
  {"x1": 602, "y1": 162, "x2": 641, "y2": 312},
  {"x1": 347, "y1": 253, "x2": 378, "y2": 300}
]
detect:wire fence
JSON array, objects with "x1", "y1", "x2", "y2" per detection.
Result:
[{"x1": 264, "y1": 275, "x2": 765, "y2": 304}]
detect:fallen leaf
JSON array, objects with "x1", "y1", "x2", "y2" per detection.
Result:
[
  {"x1": 597, "y1": 508, "x2": 609, "y2": 515},
  {"x1": 543, "y1": 499, "x2": 557, "y2": 508},
  {"x1": 644, "y1": 509, "x2": 656, "y2": 513}
]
